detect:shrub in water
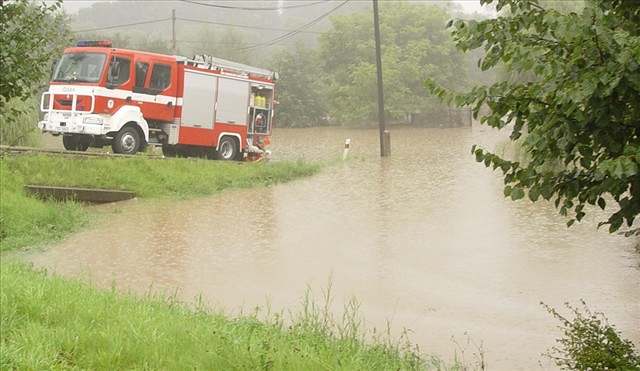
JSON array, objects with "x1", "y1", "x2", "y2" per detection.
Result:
[{"x1": 542, "y1": 300, "x2": 640, "y2": 370}]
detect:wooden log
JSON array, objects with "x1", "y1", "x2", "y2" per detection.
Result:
[{"x1": 25, "y1": 185, "x2": 135, "y2": 203}]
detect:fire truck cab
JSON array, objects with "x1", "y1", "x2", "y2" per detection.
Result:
[{"x1": 38, "y1": 40, "x2": 275, "y2": 160}]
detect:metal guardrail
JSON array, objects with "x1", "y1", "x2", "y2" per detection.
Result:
[
  {"x1": 0, "y1": 145, "x2": 163, "y2": 159},
  {"x1": 0, "y1": 145, "x2": 257, "y2": 163}
]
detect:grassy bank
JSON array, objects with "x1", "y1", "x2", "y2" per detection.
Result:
[
  {"x1": 0, "y1": 264, "x2": 438, "y2": 370},
  {"x1": 0, "y1": 154, "x2": 319, "y2": 251}
]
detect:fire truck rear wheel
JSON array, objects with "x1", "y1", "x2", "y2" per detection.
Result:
[
  {"x1": 217, "y1": 136, "x2": 240, "y2": 161},
  {"x1": 162, "y1": 145, "x2": 177, "y2": 157},
  {"x1": 112, "y1": 126, "x2": 141, "y2": 155}
]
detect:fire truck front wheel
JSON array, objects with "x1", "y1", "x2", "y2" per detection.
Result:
[
  {"x1": 62, "y1": 135, "x2": 77, "y2": 151},
  {"x1": 62, "y1": 135, "x2": 90, "y2": 152},
  {"x1": 217, "y1": 136, "x2": 241, "y2": 161},
  {"x1": 112, "y1": 126, "x2": 141, "y2": 155}
]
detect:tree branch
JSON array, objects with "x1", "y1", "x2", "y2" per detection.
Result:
[{"x1": 591, "y1": 15, "x2": 606, "y2": 64}]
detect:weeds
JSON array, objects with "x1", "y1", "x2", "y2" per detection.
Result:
[
  {"x1": 450, "y1": 334, "x2": 487, "y2": 371},
  {"x1": 0, "y1": 97, "x2": 41, "y2": 147},
  {"x1": 542, "y1": 300, "x2": 640, "y2": 370}
]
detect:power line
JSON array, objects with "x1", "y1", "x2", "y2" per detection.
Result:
[
  {"x1": 177, "y1": 40, "x2": 241, "y2": 46},
  {"x1": 179, "y1": 0, "x2": 331, "y2": 11},
  {"x1": 239, "y1": 0, "x2": 349, "y2": 50},
  {"x1": 177, "y1": 17, "x2": 323, "y2": 34},
  {"x1": 73, "y1": 18, "x2": 171, "y2": 33},
  {"x1": 72, "y1": 16, "x2": 326, "y2": 36},
  {"x1": 71, "y1": 1, "x2": 346, "y2": 51}
]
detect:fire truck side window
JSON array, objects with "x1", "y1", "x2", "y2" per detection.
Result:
[
  {"x1": 135, "y1": 62, "x2": 149, "y2": 89},
  {"x1": 107, "y1": 57, "x2": 131, "y2": 86},
  {"x1": 149, "y1": 64, "x2": 171, "y2": 93}
]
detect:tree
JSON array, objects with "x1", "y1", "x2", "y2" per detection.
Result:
[
  {"x1": 134, "y1": 36, "x2": 173, "y2": 55},
  {"x1": 0, "y1": 0, "x2": 70, "y2": 103},
  {"x1": 0, "y1": 0, "x2": 70, "y2": 145},
  {"x1": 190, "y1": 27, "x2": 250, "y2": 64},
  {"x1": 269, "y1": 43, "x2": 328, "y2": 128},
  {"x1": 427, "y1": 0, "x2": 640, "y2": 234},
  {"x1": 320, "y1": 2, "x2": 469, "y2": 126}
]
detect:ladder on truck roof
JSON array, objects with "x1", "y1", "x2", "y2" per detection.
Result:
[{"x1": 185, "y1": 54, "x2": 276, "y2": 81}]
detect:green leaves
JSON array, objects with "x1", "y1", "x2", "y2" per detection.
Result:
[
  {"x1": 597, "y1": 155, "x2": 639, "y2": 180},
  {"x1": 528, "y1": 186, "x2": 541, "y2": 202},
  {"x1": 510, "y1": 187, "x2": 525, "y2": 201},
  {"x1": 428, "y1": 0, "x2": 640, "y2": 234}
]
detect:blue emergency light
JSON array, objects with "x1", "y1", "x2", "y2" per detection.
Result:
[{"x1": 76, "y1": 40, "x2": 112, "y2": 47}]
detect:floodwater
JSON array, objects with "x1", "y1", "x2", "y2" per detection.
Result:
[{"x1": 26, "y1": 126, "x2": 639, "y2": 369}]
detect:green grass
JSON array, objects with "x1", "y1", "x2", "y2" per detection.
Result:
[
  {"x1": 0, "y1": 154, "x2": 319, "y2": 251},
  {"x1": 0, "y1": 263, "x2": 445, "y2": 370}
]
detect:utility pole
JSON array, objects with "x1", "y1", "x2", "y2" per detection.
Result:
[
  {"x1": 171, "y1": 9, "x2": 177, "y2": 54},
  {"x1": 372, "y1": 0, "x2": 390, "y2": 157}
]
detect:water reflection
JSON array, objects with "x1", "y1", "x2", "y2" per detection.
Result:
[{"x1": 26, "y1": 126, "x2": 639, "y2": 370}]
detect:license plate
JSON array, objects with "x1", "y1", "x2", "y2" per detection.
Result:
[
  {"x1": 58, "y1": 126, "x2": 68, "y2": 132},
  {"x1": 63, "y1": 113, "x2": 71, "y2": 118}
]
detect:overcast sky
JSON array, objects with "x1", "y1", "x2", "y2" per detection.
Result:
[{"x1": 58, "y1": 0, "x2": 495, "y2": 16}]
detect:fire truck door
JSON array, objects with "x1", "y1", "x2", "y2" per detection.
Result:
[
  {"x1": 131, "y1": 55, "x2": 153, "y2": 115},
  {"x1": 131, "y1": 57, "x2": 176, "y2": 122},
  {"x1": 106, "y1": 53, "x2": 133, "y2": 91},
  {"x1": 148, "y1": 62, "x2": 176, "y2": 121}
]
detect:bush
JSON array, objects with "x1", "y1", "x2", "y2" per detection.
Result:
[{"x1": 543, "y1": 301, "x2": 640, "y2": 370}]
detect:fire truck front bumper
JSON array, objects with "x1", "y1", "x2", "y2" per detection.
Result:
[{"x1": 38, "y1": 112, "x2": 111, "y2": 136}]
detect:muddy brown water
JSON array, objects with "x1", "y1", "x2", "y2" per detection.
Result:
[{"x1": 26, "y1": 127, "x2": 639, "y2": 369}]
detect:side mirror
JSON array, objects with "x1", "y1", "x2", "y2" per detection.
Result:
[
  {"x1": 107, "y1": 58, "x2": 120, "y2": 83},
  {"x1": 50, "y1": 59, "x2": 58, "y2": 78}
]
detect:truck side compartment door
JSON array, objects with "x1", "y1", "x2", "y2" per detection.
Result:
[
  {"x1": 181, "y1": 70, "x2": 217, "y2": 130},
  {"x1": 215, "y1": 77, "x2": 250, "y2": 126}
]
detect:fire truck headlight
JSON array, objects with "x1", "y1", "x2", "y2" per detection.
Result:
[
  {"x1": 43, "y1": 113, "x2": 49, "y2": 121},
  {"x1": 83, "y1": 116, "x2": 103, "y2": 125}
]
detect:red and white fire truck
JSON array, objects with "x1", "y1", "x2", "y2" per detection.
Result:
[{"x1": 38, "y1": 40, "x2": 276, "y2": 160}]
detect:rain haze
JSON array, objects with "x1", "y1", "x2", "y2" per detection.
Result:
[{"x1": 2, "y1": 1, "x2": 638, "y2": 370}]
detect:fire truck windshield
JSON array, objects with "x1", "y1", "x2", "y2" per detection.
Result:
[{"x1": 52, "y1": 52, "x2": 106, "y2": 83}]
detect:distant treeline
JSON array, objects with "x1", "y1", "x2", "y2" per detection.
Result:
[
  {"x1": 270, "y1": 3, "x2": 487, "y2": 127},
  {"x1": 71, "y1": 1, "x2": 495, "y2": 127}
]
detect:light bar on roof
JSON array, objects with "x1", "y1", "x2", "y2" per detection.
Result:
[{"x1": 76, "y1": 40, "x2": 112, "y2": 47}]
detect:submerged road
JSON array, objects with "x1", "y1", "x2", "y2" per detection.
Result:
[{"x1": 27, "y1": 126, "x2": 640, "y2": 369}]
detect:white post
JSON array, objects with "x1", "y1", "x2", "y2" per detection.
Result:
[{"x1": 342, "y1": 138, "x2": 351, "y2": 160}]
